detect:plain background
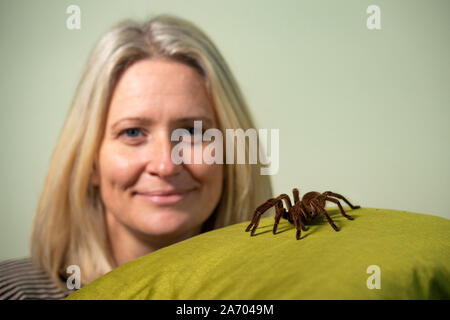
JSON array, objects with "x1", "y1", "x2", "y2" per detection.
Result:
[{"x1": 0, "y1": 0, "x2": 449, "y2": 260}]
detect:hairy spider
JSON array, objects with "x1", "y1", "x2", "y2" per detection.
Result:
[{"x1": 245, "y1": 189, "x2": 361, "y2": 240}]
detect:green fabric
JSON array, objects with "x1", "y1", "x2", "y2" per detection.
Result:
[{"x1": 67, "y1": 207, "x2": 450, "y2": 299}]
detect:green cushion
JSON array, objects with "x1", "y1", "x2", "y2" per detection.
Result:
[{"x1": 66, "y1": 207, "x2": 450, "y2": 299}]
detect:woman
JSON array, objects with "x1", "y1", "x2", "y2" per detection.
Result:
[{"x1": 0, "y1": 14, "x2": 272, "y2": 299}]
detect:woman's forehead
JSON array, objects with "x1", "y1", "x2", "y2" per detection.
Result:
[
  {"x1": 114, "y1": 59, "x2": 207, "y2": 98},
  {"x1": 107, "y1": 59, "x2": 215, "y2": 124}
]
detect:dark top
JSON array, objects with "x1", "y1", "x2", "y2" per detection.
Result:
[{"x1": 0, "y1": 257, "x2": 74, "y2": 300}]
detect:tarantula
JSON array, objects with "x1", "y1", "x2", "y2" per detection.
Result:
[{"x1": 245, "y1": 189, "x2": 361, "y2": 240}]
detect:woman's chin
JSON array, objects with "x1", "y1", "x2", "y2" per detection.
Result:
[{"x1": 136, "y1": 210, "x2": 196, "y2": 237}]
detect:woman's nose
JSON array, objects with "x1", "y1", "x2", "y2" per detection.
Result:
[{"x1": 145, "y1": 132, "x2": 182, "y2": 178}]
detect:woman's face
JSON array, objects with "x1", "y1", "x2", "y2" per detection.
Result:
[{"x1": 93, "y1": 59, "x2": 223, "y2": 245}]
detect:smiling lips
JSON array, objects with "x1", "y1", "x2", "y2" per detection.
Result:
[{"x1": 135, "y1": 188, "x2": 196, "y2": 205}]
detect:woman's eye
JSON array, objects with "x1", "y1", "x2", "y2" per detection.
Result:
[
  {"x1": 122, "y1": 128, "x2": 142, "y2": 138},
  {"x1": 178, "y1": 126, "x2": 204, "y2": 144},
  {"x1": 185, "y1": 127, "x2": 205, "y2": 136},
  {"x1": 186, "y1": 127, "x2": 196, "y2": 135}
]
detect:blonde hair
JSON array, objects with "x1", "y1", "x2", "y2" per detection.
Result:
[{"x1": 30, "y1": 14, "x2": 273, "y2": 290}]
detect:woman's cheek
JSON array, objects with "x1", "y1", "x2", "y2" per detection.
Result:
[
  {"x1": 100, "y1": 145, "x2": 143, "y2": 187},
  {"x1": 186, "y1": 163, "x2": 224, "y2": 198},
  {"x1": 185, "y1": 162, "x2": 217, "y2": 178}
]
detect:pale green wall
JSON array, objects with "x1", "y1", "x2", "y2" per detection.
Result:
[{"x1": 1, "y1": 0, "x2": 449, "y2": 260}]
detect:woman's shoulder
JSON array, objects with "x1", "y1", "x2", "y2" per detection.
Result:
[{"x1": 0, "y1": 257, "x2": 70, "y2": 300}]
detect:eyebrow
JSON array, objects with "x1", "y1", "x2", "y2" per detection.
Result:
[
  {"x1": 174, "y1": 116, "x2": 214, "y2": 127},
  {"x1": 111, "y1": 116, "x2": 214, "y2": 131},
  {"x1": 111, "y1": 117, "x2": 154, "y2": 132}
]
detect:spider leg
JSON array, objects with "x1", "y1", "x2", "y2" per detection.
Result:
[
  {"x1": 293, "y1": 188, "x2": 300, "y2": 203},
  {"x1": 272, "y1": 201, "x2": 286, "y2": 234},
  {"x1": 297, "y1": 205, "x2": 308, "y2": 231},
  {"x1": 292, "y1": 212, "x2": 302, "y2": 240},
  {"x1": 311, "y1": 199, "x2": 339, "y2": 231},
  {"x1": 246, "y1": 194, "x2": 292, "y2": 236},
  {"x1": 323, "y1": 191, "x2": 360, "y2": 210},
  {"x1": 245, "y1": 198, "x2": 277, "y2": 234},
  {"x1": 324, "y1": 196, "x2": 354, "y2": 220},
  {"x1": 282, "y1": 207, "x2": 302, "y2": 240},
  {"x1": 280, "y1": 195, "x2": 293, "y2": 223},
  {"x1": 294, "y1": 217, "x2": 302, "y2": 240}
]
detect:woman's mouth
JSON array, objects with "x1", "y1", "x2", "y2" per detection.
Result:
[{"x1": 134, "y1": 188, "x2": 196, "y2": 205}]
